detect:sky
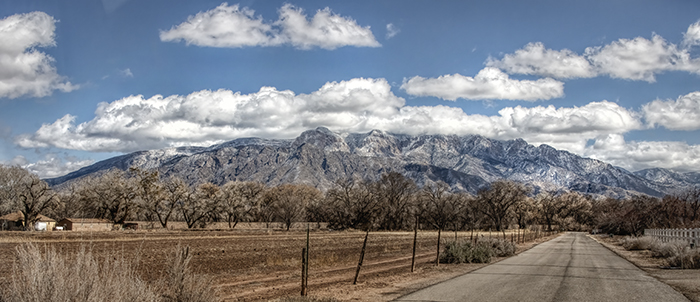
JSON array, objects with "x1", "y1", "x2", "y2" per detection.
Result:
[{"x1": 1, "y1": 0, "x2": 700, "y2": 178}]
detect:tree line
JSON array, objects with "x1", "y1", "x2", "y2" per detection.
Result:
[{"x1": 1, "y1": 164, "x2": 698, "y2": 234}]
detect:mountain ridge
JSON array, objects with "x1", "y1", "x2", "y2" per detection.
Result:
[{"x1": 46, "y1": 127, "x2": 700, "y2": 198}]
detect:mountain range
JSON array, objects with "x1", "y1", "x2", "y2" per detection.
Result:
[{"x1": 46, "y1": 127, "x2": 700, "y2": 198}]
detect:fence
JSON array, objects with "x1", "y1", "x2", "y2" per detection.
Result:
[{"x1": 645, "y1": 228, "x2": 700, "y2": 245}]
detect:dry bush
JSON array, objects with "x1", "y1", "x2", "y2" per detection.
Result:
[
  {"x1": 479, "y1": 238, "x2": 516, "y2": 257},
  {"x1": 622, "y1": 236, "x2": 661, "y2": 251},
  {"x1": 1, "y1": 243, "x2": 219, "y2": 302},
  {"x1": 668, "y1": 248, "x2": 700, "y2": 269},
  {"x1": 1, "y1": 243, "x2": 159, "y2": 302},
  {"x1": 650, "y1": 240, "x2": 687, "y2": 259},
  {"x1": 159, "y1": 245, "x2": 219, "y2": 302},
  {"x1": 440, "y1": 238, "x2": 515, "y2": 264}
]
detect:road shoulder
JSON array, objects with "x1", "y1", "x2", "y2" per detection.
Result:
[{"x1": 590, "y1": 234, "x2": 700, "y2": 302}]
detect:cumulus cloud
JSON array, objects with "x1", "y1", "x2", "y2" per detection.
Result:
[
  {"x1": 0, "y1": 11, "x2": 78, "y2": 99},
  {"x1": 683, "y1": 20, "x2": 700, "y2": 47},
  {"x1": 386, "y1": 23, "x2": 399, "y2": 39},
  {"x1": 584, "y1": 134, "x2": 700, "y2": 172},
  {"x1": 15, "y1": 78, "x2": 404, "y2": 152},
  {"x1": 586, "y1": 34, "x2": 700, "y2": 82},
  {"x1": 488, "y1": 21, "x2": 700, "y2": 82},
  {"x1": 642, "y1": 91, "x2": 700, "y2": 131},
  {"x1": 160, "y1": 2, "x2": 380, "y2": 50},
  {"x1": 3, "y1": 154, "x2": 93, "y2": 178},
  {"x1": 486, "y1": 42, "x2": 596, "y2": 79},
  {"x1": 15, "y1": 77, "x2": 640, "y2": 162},
  {"x1": 400, "y1": 67, "x2": 564, "y2": 101}
]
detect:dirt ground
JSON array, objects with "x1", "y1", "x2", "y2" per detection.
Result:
[
  {"x1": 0, "y1": 225, "x2": 559, "y2": 302},
  {"x1": 592, "y1": 234, "x2": 700, "y2": 302}
]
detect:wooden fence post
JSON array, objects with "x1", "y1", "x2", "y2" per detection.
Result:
[
  {"x1": 301, "y1": 247, "x2": 307, "y2": 296},
  {"x1": 353, "y1": 230, "x2": 369, "y2": 285},
  {"x1": 411, "y1": 217, "x2": 418, "y2": 273}
]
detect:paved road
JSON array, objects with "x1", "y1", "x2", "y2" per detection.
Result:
[{"x1": 395, "y1": 232, "x2": 688, "y2": 302}]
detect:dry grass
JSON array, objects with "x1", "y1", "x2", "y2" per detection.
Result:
[
  {"x1": 621, "y1": 236, "x2": 700, "y2": 269},
  {"x1": 0, "y1": 243, "x2": 218, "y2": 302}
]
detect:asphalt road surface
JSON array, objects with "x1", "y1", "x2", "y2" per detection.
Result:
[{"x1": 395, "y1": 232, "x2": 688, "y2": 302}]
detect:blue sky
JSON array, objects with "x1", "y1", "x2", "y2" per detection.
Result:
[{"x1": 1, "y1": 0, "x2": 700, "y2": 178}]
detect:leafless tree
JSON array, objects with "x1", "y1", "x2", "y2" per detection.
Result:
[
  {"x1": 130, "y1": 167, "x2": 164, "y2": 225},
  {"x1": 535, "y1": 191, "x2": 565, "y2": 231},
  {"x1": 477, "y1": 180, "x2": 530, "y2": 237},
  {"x1": 323, "y1": 178, "x2": 380, "y2": 230},
  {"x1": 219, "y1": 181, "x2": 265, "y2": 229},
  {"x1": 266, "y1": 184, "x2": 321, "y2": 231},
  {"x1": 78, "y1": 169, "x2": 137, "y2": 224},
  {"x1": 180, "y1": 182, "x2": 220, "y2": 229},
  {"x1": 419, "y1": 181, "x2": 457, "y2": 265},
  {"x1": 0, "y1": 165, "x2": 59, "y2": 230},
  {"x1": 374, "y1": 172, "x2": 417, "y2": 230},
  {"x1": 157, "y1": 176, "x2": 190, "y2": 228}
]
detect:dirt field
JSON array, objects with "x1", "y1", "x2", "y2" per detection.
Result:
[
  {"x1": 592, "y1": 235, "x2": 700, "y2": 302},
  {"x1": 0, "y1": 224, "x2": 557, "y2": 302}
]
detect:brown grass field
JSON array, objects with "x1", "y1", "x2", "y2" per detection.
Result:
[{"x1": 0, "y1": 223, "x2": 554, "y2": 302}]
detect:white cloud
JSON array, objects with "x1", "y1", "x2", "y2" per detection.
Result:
[
  {"x1": 488, "y1": 21, "x2": 700, "y2": 82},
  {"x1": 486, "y1": 42, "x2": 596, "y2": 79},
  {"x1": 584, "y1": 134, "x2": 700, "y2": 172},
  {"x1": 3, "y1": 154, "x2": 93, "y2": 178},
  {"x1": 586, "y1": 34, "x2": 700, "y2": 82},
  {"x1": 0, "y1": 11, "x2": 78, "y2": 99},
  {"x1": 25, "y1": 78, "x2": 700, "y2": 172},
  {"x1": 15, "y1": 78, "x2": 403, "y2": 152},
  {"x1": 400, "y1": 67, "x2": 564, "y2": 101},
  {"x1": 683, "y1": 20, "x2": 700, "y2": 47},
  {"x1": 386, "y1": 23, "x2": 399, "y2": 39},
  {"x1": 159, "y1": 2, "x2": 380, "y2": 50},
  {"x1": 276, "y1": 4, "x2": 380, "y2": 50},
  {"x1": 15, "y1": 78, "x2": 635, "y2": 159},
  {"x1": 642, "y1": 91, "x2": 700, "y2": 131},
  {"x1": 120, "y1": 68, "x2": 133, "y2": 78}
]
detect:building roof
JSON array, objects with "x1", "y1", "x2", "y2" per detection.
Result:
[
  {"x1": 59, "y1": 218, "x2": 112, "y2": 224},
  {"x1": 0, "y1": 211, "x2": 56, "y2": 222}
]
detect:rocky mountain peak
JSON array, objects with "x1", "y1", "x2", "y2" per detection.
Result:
[{"x1": 45, "y1": 128, "x2": 700, "y2": 198}]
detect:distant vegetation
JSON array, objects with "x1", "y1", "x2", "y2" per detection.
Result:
[{"x1": 1, "y1": 164, "x2": 699, "y2": 235}]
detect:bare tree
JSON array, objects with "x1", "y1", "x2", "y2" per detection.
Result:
[
  {"x1": 374, "y1": 172, "x2": 417, "y2": 231},
  {"x1": 130, "y1": 167, "x2": 164, "y2": 225},
  {"x1": 323, "y1": 178, "x2": 380, "y2": 230},
  {"x1": 453, "y1": 192, "x2": 480, "y2": 240},
  {"x1": 679, "y1": 187, "x2": 700, "y2": 225},
  {"x1": 477, "y1": 180, "x2": 530, "y2": 237},
  {"x1": 78, "y1": 169, "x2": 137, "y2": 224},
  {"x1": 267, "y1": 184, "x2": 321, "y2": 231},
  {"x1": 419, "y1": 181, "x2": 457, "y2": 265},
  {"x1": 219, "y1": 181, "x2": 265, "y2": 229},
  {"x1": 0, "y1": 165, "x2": 59, "y2": 230},
  {"x1": 180, "y1": 182, "x2": 220, "y2": 229},
  {"x1": 535, "y1": 191, "x2": 566, "y2": 231},
  {"x1": 157, "y1": 176, "x2": 190, "y2": 228}
]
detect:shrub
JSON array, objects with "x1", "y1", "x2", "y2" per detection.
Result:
[
  {"x1": 440, "y1": 238, "x2": 516, "y2": 264},
  {"x1": 650, "y1": 240, "x2": 686, "y2": 259},
  {"x1": 622, "y1": 236, "x2": 660, "y2": 251},
  {"x1": 668, "y1": 248, "x2": 700, "y2": 269},
  {"x1": 479, "y1": 237, "x2": 516, "y2": 257},
  {"x1": 159, "y1": 245, "x2": 218, "y2": 302}
]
